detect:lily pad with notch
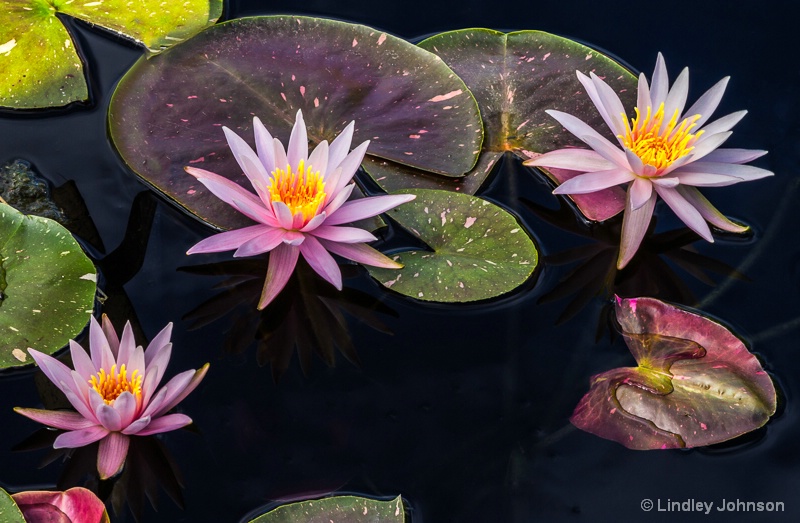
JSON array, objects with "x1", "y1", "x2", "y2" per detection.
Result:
[
  {"x1": 393, "y1": 28, "x2": 637, "y2": 220},
  {"x1": 108, "y1": 15, "x2": 483, "y2": 231},
  {"x1": 571, "y1": 296, "x2": 777, "y2": 449},
  {"x1": 0, "y1": 203, "x2": 96, "y2": 369},
  {"x1": 368, "y1": 188, "x2": 538, "y2": 302},
  {"x1": 1, "y1": 0, "x2": 222, "y2": 109}
]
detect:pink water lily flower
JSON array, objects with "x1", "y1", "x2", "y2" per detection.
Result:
[
  {"x1": 524, "y1": 53, "x2": 773, "y2": 268},
  {"x1": 186, "y1": 110, "x2": 415, "y2": 309},
  {"x1": 15, "y1": 315, "x2": 208, "y2": 479}
]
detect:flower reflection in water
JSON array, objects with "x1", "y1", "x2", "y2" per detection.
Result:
[{"x1": 182, "y1": 258, "x2": 396, "y2": 381}]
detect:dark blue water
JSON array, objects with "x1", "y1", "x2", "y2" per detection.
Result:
[{"x1": 1, "y1": 1, "x2": 798, "y2": 522}]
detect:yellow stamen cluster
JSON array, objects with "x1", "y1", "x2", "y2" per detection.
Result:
[
  {"x1": 269, "y1": 159, "x2": 326, "y2": 223},
  {"x1": 620, "y1": 103, "x2": 703, "y2": 174},
  {"x1": 89, "y1": 364, "x2": 143, "y2": 405}
]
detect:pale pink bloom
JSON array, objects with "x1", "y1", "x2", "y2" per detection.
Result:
[
  {"x1": 186, "y1": 110, "x2": 415, "y2": 309},
  {"x1": 525, "y1": 53, "x2": 773, "y2": 268},
  {"x1": 15, "y1": 316, "x2": 208, "y2": 479}
]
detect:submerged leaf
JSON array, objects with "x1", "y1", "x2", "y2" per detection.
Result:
[
  {"x1": 249, "y1": 495, "x2": 404, "y2": 523},
  {"x1": 404, "y1": 28, "x2": 636, "y2": 215},
  {"x1": 109, "y1": 16, "x2": 482, "y2": 230},
  {"x1": 0, "y1": 203, "x2": 96, "y2": 369},
  {"x1": 571, "y1": 296, "x2": 776, "y2": 449},
  {"x1": 368, "y1": 189, "x2": 538, "y2": 302},
  {"x1": 0, "y1": 0, "x2": 222, "y2": 109}
]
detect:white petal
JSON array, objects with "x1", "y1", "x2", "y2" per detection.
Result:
[
  {"x1": 552, "y1": 168, "x2": 634, "y2": 194},
  {"x1": 307, "y1": 140, "x2": 329, "y2": 180},
  {"x1": 253, "y1": 117, "x2": 276, "y2": 174},
  {"x1": 662, "y1": 67, "x2": 689, "y2": 124},
  {"x1": 629, "y1": 178, "x2": 653, "y2": 210},
  {"x1": 287, "y1": 110, "x2": 309, "y2": 166},
  {"x1": 328, "y1": 120, "x2": 355, "y2": 170},
  {"x1": 683, "y1": 76, "x2": 729, "y2": 127},
  {"x1": 577, "y1": 71, "x2": 625, "y2": 137},
  {"x1": 654, "y1": 185, "x2": 713, "y2": 241},
  {"x1": 617, "y1": 190, "x2": 657, "y2": 269},
  {"x1": 649, "y1": 52, "x2": 669, "y2": 105},
  {"x1": 636, "y1": 73, "x2": 652, "y2": 114},
  {"x1": 676, "y1": 186, "x2": 749, "y2": 233},
  {"x1": 546, "y1": 110, "x2": 626, "y2": 167},
  {"x1": 699, "y1": 110, "x2": 747, "y2": 136},
  {"x1": 689, "y1": 131, "x2": 732, "y2": 161},
  {"x1": 522, "y1": 148, "x2": 616, "y2": 172},
  {"x1": 701, "y1": 148, "x2": 767, "y2": 164}
]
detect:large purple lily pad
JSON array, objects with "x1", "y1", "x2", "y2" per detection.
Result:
[
  {"x1": 571, "y1": 296, "x2": 776, "y2": 449},
  {"x1": 109, "y1": 16, "x2": 482, "y2": 230},
  {"x1": 397, "y1": 29, "x2": 636, "y2": 219}
]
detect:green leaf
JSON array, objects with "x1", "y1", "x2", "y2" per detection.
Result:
[
  {"x1": 249, "y1": 495, "x2": 404, "y2": 523},
  {"x1": 108, "y1": 15, "x2": 483, "y2": 231},
  {"x1": 368, "y1": 189, "x2": 538, "y2": 302},
  {"x1": 0, "y1": 0, "x2": 222, "y2": 109},
  {"x1": 571, "y1": 296, "x2": 777, "y2": 449},
  {"x1": 383, "y1": 29, "x2": 636, "y2": 220},
  {"x1": 0, "y1": 203, "x2": 96, "y2": 369},
  {"x1": 0, "y1": 488, "x2": 26, "y2": 523}
]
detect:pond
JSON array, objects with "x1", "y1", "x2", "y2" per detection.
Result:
[{"x1": 1, "y1": 0, "x2": 798, "y2": 521}]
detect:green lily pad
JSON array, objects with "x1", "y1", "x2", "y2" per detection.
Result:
[
  {"x1": 368, "y1": 189, "x2": 538, "y2": 302},
  {"x1": 108, "y1": 15, "x2": 483, "y2": 231},
  {"x1": 0, "y1": 0, "x2": 222, "y2": 109},
  {"x1": 0, "y1": 203, "x2": 96, "y2": 369},
  {"x1": 380, "y1": 29, "x2": 636, "y2": 219},
  {"x1": 571, "y1": 296, "x2": 777, "y2": 449},
  {"x1": 0, "y1": 488, "x2": 26, "y2": 523},
  {"x1": 249, "y1": 495, "x2": 404, "y2": 523}
]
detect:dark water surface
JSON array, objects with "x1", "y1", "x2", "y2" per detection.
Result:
[{"x1": 1, "y1": 1, "x2": 798, "y2": 522}]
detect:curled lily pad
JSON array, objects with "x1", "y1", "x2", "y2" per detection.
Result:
[
  {"x1": 0, "y1": 0, "x2": 222, "y2": 109},
  {"x1": 0, "y1": 203, "x2": 96, "y2": 369},
  {"x1": 108, "y1": 15, "x2": 482, "y2": 230},
  {"x1": 571, "y1": 296, "x2": 776, "y2": 449},
  {"x1": 368, "y1": 189, "x2": 538, "y2": 302},
  {"x1": 395, "y1": 29, "x2": 636, "y2": 220},
  {"x1": 249, "y1": 495, "x2": 404, "y2": 523},
  {"x1": 11, "y1": 487, "x2": 110, "y2": 523}
]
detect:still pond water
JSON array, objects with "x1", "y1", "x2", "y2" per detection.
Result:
[{"x1": 1, "y1": 0, "x2": 798, "y2": 521}]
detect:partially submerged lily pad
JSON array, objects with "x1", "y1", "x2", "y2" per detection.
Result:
[
  {"x1": 109, "y1": 15, "x2": 482, "y2": 230},
  {"x1": 368, "y1": 189, "x2": 538, "y2": 302},
  {"x1": 571, "y1": 296, "x2": 776, "y2": 449},
  {"x1": 11, "y1": 487, "x2": 110, "y2": 523},
  {"x1": 249, "y1": 495, "x2": 404, "y2": 523},
  {"x1": 1, "y1": 0, "x2": 222, "y2": 109},
  {"x1": 0, "y1": 203, "x2": 96, "y2": 369},
  {"x1": 406, "y1": 29, "x2": 636, "y2": 219}
]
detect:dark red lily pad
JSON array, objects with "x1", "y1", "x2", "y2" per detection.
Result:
[
  {"x1": 407, "y1": 29, "x2": 635, "y2": 218},
  {"x1": 11, "y1": 487, "x2": 110, "y2": 523},
  {"x1": 571, "y1": 296, "x2": 776, "y2": 449},
  {"x1": 109, "y1": 16, "x2": 482, "y2": 230}
]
